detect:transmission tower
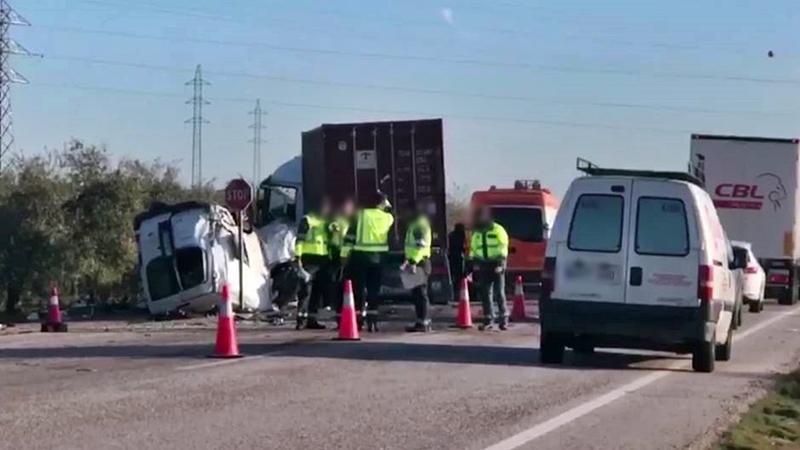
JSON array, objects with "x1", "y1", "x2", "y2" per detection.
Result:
[
  {"x1": 185, "y1": 64, "x2": 210, "y2": 187},
  {"x1": 0, "y1": 1, "x2": 35, "y2": 172},
  {"x1": 248, "y1": 99, "x2": 266, "y2": 185}
]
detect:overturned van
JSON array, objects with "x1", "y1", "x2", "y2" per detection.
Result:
[{"x1": 134, "y1": 201, "x2": 271, "y2": 316}]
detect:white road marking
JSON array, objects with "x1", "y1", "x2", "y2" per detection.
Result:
[
  {"x1": 175, "y1": 355, "x2": 265, "y2": 371},
  {"x1": 482, "y1": 305, "x2": 800, "y2": 450}
]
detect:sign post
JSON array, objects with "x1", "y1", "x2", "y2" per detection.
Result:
[{"x1": 224, "y1": 178, "x2": 253, "y2": 312}]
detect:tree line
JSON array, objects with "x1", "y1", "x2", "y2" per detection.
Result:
[{"x1": 0, "y1": 140, "x2": 468, "y2": 317}]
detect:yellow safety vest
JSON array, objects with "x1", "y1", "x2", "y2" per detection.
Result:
[
  {"x1": 295, "y1": 214, "x2": 329, "y2": 257},
  {"x1": 404, "y1": 216, "x2": 432, "y2": 264},
  {"x1": 346, "y1": 208, "x2": 394, "y2": 254},
  {"x1": 468, "y1": 222, "x2": 509, "y2": 261}
]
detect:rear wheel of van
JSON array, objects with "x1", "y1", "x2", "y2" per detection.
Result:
[
  {"x1": 692, "y1": 340, "x2": 715, "y2": 373},
  {"x1": 748, "y1": 297, "x2": 763, "y2": 313},
  {"x1": 715, "y1": 323, "x2": 733, "y2": 362},
  {"x1": 540, "y1": 331, "x2": 565, "y2": 364}
]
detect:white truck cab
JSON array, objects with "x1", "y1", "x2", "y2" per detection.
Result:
[{"x1": 539, "y1": 158, "x2": 746, "y2": 373}]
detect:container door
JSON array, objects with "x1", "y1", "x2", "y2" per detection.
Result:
[
  {"x1": 624, "y1": 180, "x2": 700, "y2": 306},
  {"x1": 552, "y1": 178, "x2": 630, "y2": 303}
]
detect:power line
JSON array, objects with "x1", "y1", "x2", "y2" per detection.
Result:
[
  {"x1": 0, "y1": 1, "x2": 36, "y2": 171},
  {"x1": 33, "y1": 81, "x2": 703, "y2": 135},
  {"x1": 248, "y1": 99, "x2": 265, "y2": 185},
  {"x1": 43, "y1": 55, "x2": 800, "y2": 117},
  {"x1": 39, "y1": 26, "x2": 798, "y2": 85},
  {"x1": 185, "y1": 64, "x2": 209, "y2": 187}
]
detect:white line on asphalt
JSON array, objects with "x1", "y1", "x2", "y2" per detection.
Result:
[
  {"x1": 482, "y1": 305, "x2": 800, "y2": 450},
  {"x1": 175, "y1": 356, "x2": 265, "y2": 371}
]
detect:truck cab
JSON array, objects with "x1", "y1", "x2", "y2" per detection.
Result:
[
  {"x1": 253, "y1": 156, "x2": 303, "y2": 228},
  {"x1": 470, "y1": 180, "x2": 559, "y2": 295}
]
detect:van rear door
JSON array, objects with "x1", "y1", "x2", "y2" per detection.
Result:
[
  {"x1": 624, "y1": 180, "x2": 699, "y2": 307},
  {"x1": 553, "y1": 178, "x2": 630, "y2": 303}
]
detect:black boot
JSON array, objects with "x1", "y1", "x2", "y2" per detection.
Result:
[
  {"x1": 366, "y1": 315, "x2": 379, "y2": 333},
  {"x1": 295, "y1": 315, "x2": 306, "y2": 330},
  {"x1": 306, "y1": 317, "x2": 327, "y2": 330}
]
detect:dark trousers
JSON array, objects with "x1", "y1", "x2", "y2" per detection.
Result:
[
  {"x1": 349, "y1": 251, "x2": 383, "y2": 318},
  {"x1": 411, "y1": 259, "x2": 432, "y2": 323},
  {"x1": 330, "y1": 249, "x2": 344, "y2": 314},
  {"x1": 449, "y1": 255, "x2": 464, "y2": 299},
  {"x1": 475, "y1": 267, "x2": 507, "y2": 325},
  {"x1": 298, "y1": 255, "x2": 331, "y2": 319}
]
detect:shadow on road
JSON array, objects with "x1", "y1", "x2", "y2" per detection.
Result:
[{"x1": 0, "y1": 338, "x2": 687, "y2": 372}]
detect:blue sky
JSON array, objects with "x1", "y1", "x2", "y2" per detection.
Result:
[{"x1": 12, "y1": 0, "x2": 800, "y2": 197}]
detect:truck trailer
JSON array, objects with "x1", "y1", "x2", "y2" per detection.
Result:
[
  {"x1": 690, "y1": 134, "x2": 800, "y2": 305},
  {"x1": 254, "y1": 118, "x2": 453, "y2": 304}
]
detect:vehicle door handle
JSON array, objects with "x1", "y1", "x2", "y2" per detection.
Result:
[{"x1": 629, "y1": 267, "x2": 643, "y2": 286}]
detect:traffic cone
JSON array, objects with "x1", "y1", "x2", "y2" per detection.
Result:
[
  {"x1": 209, "y1": 284, "x2": 243, "y2": 358},
  {"x1": 334, "y1": 279, "x2": 360, "y2": 341},
  {"x1": 452, "y1": 278, "x2": 473, "y2": 329},
  {"x1": 41, "y1": 286, "x2": 67, "y2": 333},
  {"x1": 510, "y1": 276, "x2": 527, "y2": 322}
]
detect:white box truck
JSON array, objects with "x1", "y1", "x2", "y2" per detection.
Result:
[{"x1": 690, "y1": 134, "x2": 800, "y2": 305}]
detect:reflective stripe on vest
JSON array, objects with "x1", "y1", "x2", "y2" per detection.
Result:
[
  {"x1": 298, "y1": 215, "x2": 329, "y2": 256},
  {"x1": 404, "y1": 216, "x2": 432, "y2": 263},
  {"x1": 353, "y1": 209, "x2": 393, "y2": 253},
  {"x1": 469, "y1": 223, "x2": 508, "y2": 260}
]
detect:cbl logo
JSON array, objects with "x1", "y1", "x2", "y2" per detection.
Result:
[{"x1": 713, "y1": 173, "x2": 786, "y2": 211}]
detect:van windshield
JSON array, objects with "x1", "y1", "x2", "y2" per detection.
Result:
[{"x1": 489, "y1": 207, "x2": 543, "y2": 243}]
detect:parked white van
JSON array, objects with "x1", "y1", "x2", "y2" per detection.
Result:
[{"x1": 539, "y1": 158, "x2": 746, "y2": 373}]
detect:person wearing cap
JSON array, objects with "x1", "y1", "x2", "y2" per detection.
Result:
[
  {"x1": 294, "y1": 197, "x2": 333, "y2": 330},
  {"x1": 401, "y1": 200, "x2": 433, "y2": 332},
  {"x1": 342, "y1": 193, "x2": 394, "y2": 332},
  {"x1": 468, "y1": 205, "x2": 510, "y2": 331}
]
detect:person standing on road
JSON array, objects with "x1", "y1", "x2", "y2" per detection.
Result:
[
  {"x1": 468, "y1": 206, "x2": 510, "y2": 331},
  {"x1": 329, "y1": 198, "x2": 355, "y2": 327},
  {"x1": 447, "y1": 222, "x2": 467, "y2": 300},
  {"x1": 401, "y1": 200, "x2": 433, "y2": 332},
  {"x1": 295, "y1": 197, "x2": 333, "y2": 330},
  {"x1": 342, "y1": 193, "x2": 394, "y2": 332}
]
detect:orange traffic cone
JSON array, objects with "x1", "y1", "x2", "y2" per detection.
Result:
[
  {"x1": 452, "y1": 278, "x2": 473, "y2": 329},
  {"x1": 510, "y1": 276, "x2": 527, "y2": 322},
  {"x1": 209, "y1": 284, "x2": 243, "y2": 358},
  {"x1": 334, "y1": 280, "x2": 360, "y2": 341},
  {"x1": 41, "y1": 286, "x2": 67, "y2": 333}
]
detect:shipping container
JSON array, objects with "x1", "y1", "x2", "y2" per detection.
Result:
[
  {"x1": 690, "y1": 134, "x2": 800, "y2": 304},
  {"x1": 301, "y1": 118, "x2": 447, "y2": 249}
]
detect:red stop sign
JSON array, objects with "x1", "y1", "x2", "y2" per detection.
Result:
[{"x1": 224, "y1": 178, "x2": 253, "y2": 212}]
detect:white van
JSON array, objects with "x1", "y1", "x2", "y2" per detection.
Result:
[{"x1": 539, "y1": 159, "x2": 746, "y2": 373}]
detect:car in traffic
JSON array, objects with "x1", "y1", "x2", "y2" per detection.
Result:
[
  {"x1": 732, "y1": 241, "x2": 766, "y2": 313},
  {"x1": 539, "y1": 158, "x2": 747, "y2": 373}
]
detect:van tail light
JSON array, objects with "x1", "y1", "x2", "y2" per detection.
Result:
[
  {"x1": 769, "y1": 272, "x2": 790, "y2": 285},
  {"x1": 698, "y1": 265, "x2": 713, "y2": 302},
  {"x1": 744, "y1": 266, "x2": 758, "y2": 274},
  {"x1": 541, "y1": 257, "x2": 556, "y2": 299}
]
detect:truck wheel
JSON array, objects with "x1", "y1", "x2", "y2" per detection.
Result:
[
  {"x1": 540, "y1": 331, "x2": 565, "y2": 365},
  {"x1": 778, "y1": 291, "x2": 793, "y2": 305},
  {"x1": 749, "y1": 299, "x2": 761, "y2": 313},
  {"x1": 692, "y1": 340, "x2": 715, "y2": 373},
  {"x1": 715, "y1": 322, "x2": 732, "y2": 362}
]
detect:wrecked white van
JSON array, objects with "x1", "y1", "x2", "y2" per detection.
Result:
[{"x1": 134, "y1": 201, "x2": 271, "y2": 316}]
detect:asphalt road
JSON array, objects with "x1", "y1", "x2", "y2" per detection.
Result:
[{"x1": 2, "y1": 301, "x2": 800, "y2": 450}]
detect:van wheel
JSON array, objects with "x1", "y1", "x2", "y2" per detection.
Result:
[
  {"x1": 749, "y1": 298, "x2": 762, "y2": 313},
  {"x1": 692, "y1": 341, "x2": 715, "y2": 373},
  {"x1": 540, "y1": 331, "x2": 565, "y2": 364},
  {"x1": 715, "y1": 324, "x2": 733, "y2": 362}
]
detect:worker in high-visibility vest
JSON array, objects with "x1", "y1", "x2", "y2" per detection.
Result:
[
  {"x1": 468, "y1": 205, "x2": 510, "y2": 331},
  {"x1": 294, "y1": 197, "x2": 332, "y2": 330},
  {"x1": 329, "y1": 198, "x2": 355, "y2": 327},
  {"x1": 401, "y1": 200, "x2": 433, "y2": 332},
  {"x1": 342, "y1": 193, "x2": 394, "y2": 332}
]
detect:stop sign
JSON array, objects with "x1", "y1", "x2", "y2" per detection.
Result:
[{"x1": 224, "y1": 178, "x2": 253, "y2": 212}]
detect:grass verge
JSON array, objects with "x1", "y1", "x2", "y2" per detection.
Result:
[{"x1": 717, "y1": 370, "x2": 800, "y2": 450}]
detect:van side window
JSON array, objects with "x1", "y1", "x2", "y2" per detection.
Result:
[
  {"x1": 567, "y1": 194, "x2": 624, "y2": 253},
  {"x1": 635, "y1": 197, "x2": 689, "y2": 257}
]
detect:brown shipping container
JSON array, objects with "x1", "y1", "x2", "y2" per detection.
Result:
[{"x1": 301, "y1": 118, "x2": 447, "y2": 249}]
